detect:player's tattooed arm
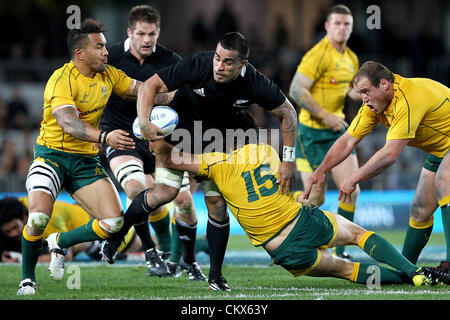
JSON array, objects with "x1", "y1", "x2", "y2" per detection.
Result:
[
  {"x1": 53, "y1": 104, "x2": 135, "y2": 150},
  {"x1": 268, "y1": 99, "x2": 298, "y2": 144},
  {"x1": 154, "y1": 90, "x2": 177, "y2": 106},
  {"x1": 267, "y1": 99, "x2": 297, "y2": 193},
  {"x1": 53, "y1": 105, "x2": 99, "y2": 142},
  {"x1": 120, "y1": 80, "x2": 141, "y2": 100}
]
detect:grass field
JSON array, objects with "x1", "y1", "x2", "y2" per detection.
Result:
[{"x1": 1, "y1": 231, "x2": 450, "y2": 307}]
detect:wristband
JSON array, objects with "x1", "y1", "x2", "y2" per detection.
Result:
[
  {"x1": 98, "y1": 130, "x2": 106, "y2": 143},
  {"x1": 282, "y1": 145, "x2": 295, "y2": 162},
  {"x1": 102, "y1": 131, "x2": 110, "y2": 144}
]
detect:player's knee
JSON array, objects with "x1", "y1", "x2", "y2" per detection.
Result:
[
  {"x1": 435, "y1": 171, "x2": 449, "y2": 199},
  {"x1": 309, "y1": 193, "x2": 325, "y2": 206},
  {"x1": 206, "y1": 196, "x2": 228, "y2": 221},
  {"x1": 174, "y1": 190, "x2": 193, "y2": 208},
  {"x1": 27, "y1": 212, "x2": 50, "y2": 234},
  {"x1": 99, "y1": 216, "x2": 124, "y2": 234},
  {"x1": 123, "y1": 180, "x2": 146, "y2": 201},
  {"x1": 410, "y1": 197, "x2": 435, "y2": 222},
  {"x1": 353, "y1": 226, "x2": 369, "y2": 247},
  {"x1": 144, "y1": 184, "x2": 178, "y2": 209}
]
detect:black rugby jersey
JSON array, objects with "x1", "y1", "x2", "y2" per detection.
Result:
[
  {"x1": 158, "y1": 51, "x2": 286, "y2": 150},
  {"x1": 100, "y1": 40, "x2": 182, "y2": 132}
]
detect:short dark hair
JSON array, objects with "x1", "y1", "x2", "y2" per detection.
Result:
[
  {"x1": 0, "y1": 197, "x2": 27, "y2": 227},
  {"x1": 326, "y1": 4, "x2": 352, "y2": 21},
  {"x1": 128, "y1": 5, "x2": 161, "y2": 30},
  {"x1": 67, "y1": 18, "x2": 105, "y2": 58},
  {"x1": 218, "y1": 32, "x2": 250, "y2": 61},
  {"x1": 354, "y1": 61, "x2": 395, "y2": 87}
]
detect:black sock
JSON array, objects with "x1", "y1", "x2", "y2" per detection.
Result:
[
  {"x1": 207, "y1": 215, "x2": 229, "y2": 281},
  {"x1": 134, "y1": 217, "x2": 156, "y2": 251},
  {"x1": 175, "y1": 216, "x2": 197, "y2": 264},
  {"x1": 116, "y1": 190, "x2": 152, "y2": 240}
]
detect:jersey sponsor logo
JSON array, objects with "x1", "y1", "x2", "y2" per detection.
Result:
[
  {"x1": 193, "y1": 88, "x2": 205, "y2": 97},
  {"x1": 77, "y1": 104, "x2": 106, "y2": 116},
  {"x1": 233, "y1": 99, "x2": 249, "y2": 107}
]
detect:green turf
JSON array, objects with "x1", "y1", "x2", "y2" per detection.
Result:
[
  {"x1": 2, "y1": 264, "x2": 450, "y2": 300},
  {"x1": 1, "y1": 231, "x2": 449, "y2": 301}
]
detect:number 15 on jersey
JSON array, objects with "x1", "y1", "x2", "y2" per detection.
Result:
[{"x1": 241, "y1": 163, "x2": 279, "y2": 203}]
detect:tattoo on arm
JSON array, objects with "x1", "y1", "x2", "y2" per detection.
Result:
[
  {"x1": 290, "y1": 85, "x2": 307, "y2": 108},
  {"x1": 154, "y1": 90, "x2": 176, "y2": 106},
  {"x1": 123, "y1": 80, "x2": 141, "y2": 100},
  {"x1": 270, "y1": 102, "x2": 297, "y2": 134},
  {"x1": 53, "y1": 107, "x2": 93, "y2": 141}
]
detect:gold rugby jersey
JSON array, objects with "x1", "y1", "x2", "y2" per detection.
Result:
[
  {"x1": 348, "y1": 74, "x2": 450, "y2": 158},
  {"x1": 296, "y1": 36, "x2": 358, "y2": 129},
  {"x1": 197, "y1": 144, "x2": 302, "y2": 246},
  {"x1": 36, "y1": 60, "x2": 132, "y2": 155},
  {"x1": 19, "y1": 197, "x2": 91, "y2": 240}
]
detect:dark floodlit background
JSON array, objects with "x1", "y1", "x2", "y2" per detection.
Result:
[{"x1": 0, "y1": 0, "x2": 448, "y2": 192}]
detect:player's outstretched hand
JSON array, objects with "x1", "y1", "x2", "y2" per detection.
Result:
[
  {"x1": 105, "y1": 129, "x2": 135, "y2": 150},
  {"x1": 278, "y1": 161, "x2": 296, "y2": 195}
]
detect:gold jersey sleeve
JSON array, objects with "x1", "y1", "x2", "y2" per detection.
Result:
[
  {"x1": 36, "y1": 61, "x2": 132, "y2": 155},
  {"x1": 296, "y1": 36, "x2": 358, "y2": 129},
  {"x1": 348, "y1": 75, "x2": 450, "y2": 158},
  {"x1": 19, "y1": 197, "x2": 91, "y2": 239},
  {"x1": 196, "y1": 144, "x2": 302, "y2": 247}
]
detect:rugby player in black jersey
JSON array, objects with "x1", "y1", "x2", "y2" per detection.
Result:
[
  {"x1": 102, "y1": 31, "x2": 298, "y2": 291},
  {"x1": 99, "y1": 5, "x2": 205, "y2": 280}
]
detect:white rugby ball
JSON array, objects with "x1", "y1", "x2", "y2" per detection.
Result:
[{"x1": 132, "y1": 106, "x2": 178, "y2": 140}]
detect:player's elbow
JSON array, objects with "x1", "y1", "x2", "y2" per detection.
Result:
[
  {"x1": 384, "y1": 151, "x2": 399, "y2": 165},
  {"x1": 288, "y1": 83, "x2": 305, "y2": 105}
]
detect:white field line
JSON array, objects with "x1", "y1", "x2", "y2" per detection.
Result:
[{"x1": 162, "y1": 287, "x2": 450, "y2": 300}]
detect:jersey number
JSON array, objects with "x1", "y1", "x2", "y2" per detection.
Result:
[{"x1": 241, "y1": 163, "x2": 278, "y2": 202}]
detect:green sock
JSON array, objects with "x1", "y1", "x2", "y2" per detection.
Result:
[
  {"x1": 353, "y1": 262, "x2": 408, "y2": 284},
  {"x1": 401, "y1": 218, "x2": 433, "y2": 264},
  {"x1": 150, "y1": 214, "x2": 171, "y2": 253},
  {"x1": 335, "y1": 203, "x2": 355, "y2": 256},
  {"x1": 57, "y1": 219, "x2": 105, "y2": 249},
  {"x1": 169, "y1": 219, "x2": 182, "y2": 264},
  {"x1": 21, "y1": 235, "x2": 43, "y2": 282},
  {"x1": 441, "y1": 204, "x2": 450, "y2": 262},
  {"x1": 360, "y1": 232, "x2": 418, "y2": 277}
]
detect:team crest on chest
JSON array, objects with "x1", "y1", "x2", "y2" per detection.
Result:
[
  {"x1": 101, "y1": 86, "x2": 108, "y2": 97},
  {"x1": 80, "y1": 92, "x2": 88, "y2": 103}
]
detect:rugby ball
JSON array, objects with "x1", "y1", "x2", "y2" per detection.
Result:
[{"x1": 132, "y1": 106, "x2": 178, "y2": 140}]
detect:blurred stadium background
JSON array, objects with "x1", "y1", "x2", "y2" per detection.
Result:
[{"x1": 0, "y1": 0, "x2": 448, "y2": 236}]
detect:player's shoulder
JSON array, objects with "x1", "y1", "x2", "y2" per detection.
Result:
[
  {"x1": 305, "y1": 36, "x2": 331, "y2": 56},
  {"x1": 345, "y1": 46, "x2": 359, "y2": 63},
  {"x1": 155, "y1": 43, "x2": 182, "y2": 62},
  {"x1": 189, "y1": 50, "x2": 214, "y2": 63},
  {"x1": 183, "y1": 51, "x2": 214, "y2": 73},
  {"x1": 47, "y1": 61, "x2": 78, "y2": 85}
]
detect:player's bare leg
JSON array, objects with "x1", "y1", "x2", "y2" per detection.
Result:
[
  {"x1": 330, "y1": 153, "x2": 360, "y2": 259},
  {"x1": 435, "y1": 150, "x2": 450, "y2": 272},
  {"x1": 402, "y1": 168, "x2": 437, "y2": 263}
]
